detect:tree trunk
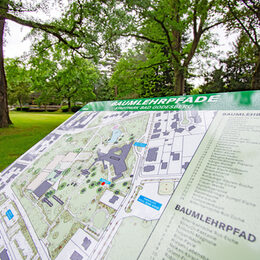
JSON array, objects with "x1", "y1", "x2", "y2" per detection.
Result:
[
  {"x1": 18, "y1": 98, "x2": 22, "y2": 110},
  {"x1": 252, "y1": 51, "x2": 260, "y2": 89},
  {"x1": 114, "y1": 85, "x2": 118, "y2": 97},
  {"x1": 174, "y1": 69, "x2": 185, "y2": 96},
  {"x1": 68, "y1": 97, "x2": 71, "y2": 111},
  {"x1": 0, "y1": 15, "x2": 12, "y2": 128}
]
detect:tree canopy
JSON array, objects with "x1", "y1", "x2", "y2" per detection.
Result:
[
  {"x1": 117, "y1": 0, "x2": 229, "y2": 95},
  {"x1": 29, "y1": 51, "x2": 99, "y2": 108},
  {"x1": 5, "y1": 58, "x2": 31, "y2": 109},
  {"x1": 0, "y1": 0, "x2": 259, "y2": 128}
]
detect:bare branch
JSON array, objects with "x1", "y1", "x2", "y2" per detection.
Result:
[
  {"x1": 1, "y1": 11, "x2": 80, "y2": 37},
  {"x1": 1, "y1": 11, "x2": 96, "y2": 59},
  {"x1": 227, "y1": 2, "x2": 260, "y2": 49},
  {"x1": 153, "y1": 16, "x2": 180, "y2": 63},
  {"x1": 153, "y1": 17, "x2": 172, "y2": 48},
  {"x1": 202, "y1": 19, "x2": 227, "y2": 33},
  {"x1": 249, "y1": 20, "x2": 259, "y2": 45},
  {"x1": 241, "y1": 0, "x2": 259, "y2": 19},
  {"x1": 136, "y1": 61, "x2": 169, "y2": 70},
  {"x1": 121, "y1": 33, "x2": 165, "y2": 45}
]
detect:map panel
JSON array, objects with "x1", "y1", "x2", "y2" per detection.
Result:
[{"x1": 0, "y1": 91, "x2": 260, "y2": 259}]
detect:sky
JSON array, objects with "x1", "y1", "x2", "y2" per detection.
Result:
[
  {"x1": 4, "y1": 0, "x2": 65, "y2": 58},
  {"x1": 4, "y1": 21, "x2": 32, "y2": 58}
]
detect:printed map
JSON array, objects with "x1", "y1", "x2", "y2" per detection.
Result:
[{"x1": 0, "y1": 109, "x2": 215, "y2": 259}]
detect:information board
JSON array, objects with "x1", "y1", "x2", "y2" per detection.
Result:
[{"x1": 0, "y1": 91, "x2": 259, "y2": 259}]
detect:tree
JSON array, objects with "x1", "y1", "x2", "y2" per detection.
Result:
[
  {"x1": 29, "y1": 52, "x2": 99, "y2": 110},
  {"x1": 29, "y1": 56, "x2": 59, "y2": 109},
  {"x1": 0, "y1": 0, "x2": 11, "y2": 127},
  {"x1": 54, "y1": 56, "x2": 98, "y2": 109},
  {"x1": 200, "y1": 33, "x2": 256, "y2": 93},
  {"x1": 118, "y1": 0, "x2": 229, "y2": 95},
  {"x1": 109, "y1": 50, "x2": 144, "y2": 99},
  {"x1": 94, "y1": 73, "x2": 114, "y2": 101},
  {"x1": 5, "y1": 58, "x2": 31, "y2": 109},
  {"x1": 0, "y1": 0, "x2": 127, "y2": 127},
  {"x1": 225, "y1": 0, "x2": 260, "y2": 89},
  {"x1": 109, "y1": 44, "x2": 176, "y2": 99}
]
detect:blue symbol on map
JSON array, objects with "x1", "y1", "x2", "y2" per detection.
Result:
[
  {"x1": 6, "y1": 210, "x2": 14, "y2": 220},
  {"x1": 134, "y1": 142, "x2": 147, "y2": 148},
  {"x1": 99, "y1": 178, "x2": 111, "y2": 185},
  {"x1": 137, "y1": 195, "x2": 162, "y2": 210},
  {"x1": 108, "y1": 128, "x2": 122, "y2": 143}
]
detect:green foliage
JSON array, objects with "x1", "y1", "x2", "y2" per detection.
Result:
[
  {"x1": 33, "y1": 168, "x2": 41, "y2": 175},
  {"x1": 224, "y1": 0, "x2": 260, "y2": 89},
  {"x1": 114, "y1": 189, "x2": 120, "y2": 195},
  {"x1": 5, "y1": 58, "x2": 32, "y2": 108},
  {"x1": 94, "y1": 74, "x2": 113, "y2": 101},
  {"x1": 29, "y1": 54, "x2": 60, "y2": 107},
  {"x1": 62, "y1": 168, "x2": 71, "y2": 176},
  {"x1": 109, "y1": 45, "x2": 175, "y2": 99},
  {"x1": 74, "y1": 148, "x2": 82, "y2": 153},
  {"x1": 89, "y1": 182, "x2": 96, "y2": 189},
  {"x1": 190, "y1": 88, "x2": 201, "y2": 95},
  {"x1": 80, "y1": 188, "x2": 86, "y2": 194},
  {"x1": 225, "y1": 0, "x2": 259, "y2": 46},
  {"x1": 25, "y1": 0, "x2": 130, "y2": 64},
  {"x1": 71, "y1": 105, "x2": 82, "y2": 112},
  {"x1": 29, "y1": 53, "x2": 99, "y2": 108},
  {"x1": 2, "y1": 0, "x2": 259, "y2": 107},
  {"x1": 200, "y1": 34, "x2": 257, "y2": 93},
  {"x1": 110, "y1": 183, "x2": 115, "y2": 188},
  {"x1": 61, "y1": 106, "x2": 69, "y2": 112},
  {"x1": 45, "y1": 190, "x2": 55, "y2": 198},
  {"x1": 15, "y1": 107, "x2": 30, "y2": 112},
  {"x1": 55, "y1": 56, "x2": 98, "y2": 106},
  {"x1": 117, "y1": 0, "x2": 227, "y2": 94},
  {"x1": 109, "y1": 51, "x2": 143, "y2": 99},
  {"x1": 58, "y1": 182, "x2": 67, "y2": 190},
  {"x1": 96, "y1": 187, "x2": 103, "y2": 193}
]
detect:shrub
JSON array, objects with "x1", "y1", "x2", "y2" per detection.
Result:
[
  {"x1": 16, "y1": 107, "x2": 30, "y2": 111},
  {"x1": 61, "y1": 105, "x2": 69, "y2": 112},
  {"x1": 22, "y1": 107, "x2": 30, "y2": 112},
  {"x1": 71, "y1": 105, "x2": 82, "y2": 112}
]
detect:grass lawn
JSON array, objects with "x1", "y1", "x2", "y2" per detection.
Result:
[{"x1": 0, "y1": 111, "x2": 72, "y2": 172}]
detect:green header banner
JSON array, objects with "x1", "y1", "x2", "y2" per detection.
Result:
[{"x1": 81, "y1": 90, "x2": 260, "y2": 111}]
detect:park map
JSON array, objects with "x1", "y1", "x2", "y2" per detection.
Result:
[{"x1": 0, "y1": 91, "x2": 259, "y2": 260}]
